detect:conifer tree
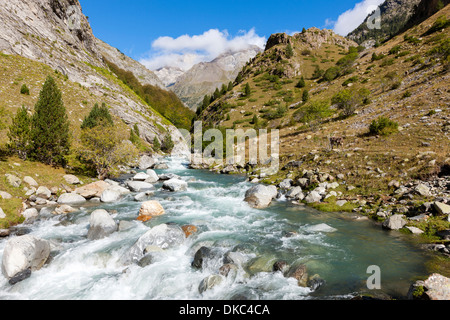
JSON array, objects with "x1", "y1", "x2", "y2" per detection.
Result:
[
  {"x1": 227, "y1": 81, "x2": 234, "y2": 91},
  {"x1": 243, "y1": 83, "x2": 251, "y2": 97},
  {"x1": 7, "y1": 106, "x2": 31, "y2": 160},
  {"x1": 296, "y1": 76, "x2": 306, "y2": 88},
  {"x1": 81, "y1": 102, "x2": 113, "y2": 129},
  {"x1": 302, "y1": 89, "x2": 309, "y2": 102},
  {"x1": 30, "y1": 76, "x2": 70, "y2": 166},
  {"x1": 153, "y1": 136, "x2": 161, "y2": 152}
]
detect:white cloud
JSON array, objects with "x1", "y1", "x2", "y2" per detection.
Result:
[
  {"x1": 139, "y1": 28, "x2": 266, "y2": 71},
  {"x1": 333, "y1": 0, "x2": 385, "y2": 36}
]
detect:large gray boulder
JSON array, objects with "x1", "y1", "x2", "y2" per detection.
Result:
[
  {"x1": 22, "y1": 208, "x2": 39, "y2": 220},
  {"x1": 126, "y1": 181, "x2": 155, "y2": 192},
  {"x1": 408, "y1": 273, "x2": 450, "y2": 300},
  {"x1": 433, "y1": 202, "x2": 450, "y2": 216},
  {"x1": 87, "y1": 209, "x2": 118, "y2": 240},
  {"x1": 286, "y1": 186, "x2": 305, "y2": 201},
  {"x1": 100, "y1": 189, "x2": 122, "y2": 203},
  {"x1": 162, "y1": 178, "x2": 188, "y2": 192},
  {"x1": 63, "y1": 174, "x2": 81, "y2": 185},
  {"x1": 57, "y1": 193, "x2": 86, "y2": 205},
  {"x1": 139, "y1": 155, "x2": 157, "y2": 170},
  {"x1": 382, "y1": 214, "x2": 407, "y2": 230},
  {"x1": 23, "y1": 176, "x2": 38, "y2": 187},
  {"x1": 1, "y1": 235, "x2": 51, "y2": 284},
  {"x1": 145, "y1": 169, "x2": 159, "y2": 183},
  {"x1": 0, "y1": 191, "x2": 12, "y2": 199},
  {"x1": 5, "y1": 174, "x2": 21, "y2": 188},
  {"x1": 121, "y1": 224, "x2": 185, "y2": 264},
  {"x1": 244, "y1": 184, "x2": 278, "y2": 209},
  {"x1": 36, "y1": 186, "x2": 51, "y2": 200},
  {"x1": 304, "y1": 191, "x2": 322, "y2": 204},
  {"x1": 0, "y1": 207, "x2": 6, "y2": 219}
]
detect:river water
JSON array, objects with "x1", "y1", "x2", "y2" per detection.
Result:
[{"x1": 0, "y1": 157, "x2": 432, "y2": 300}]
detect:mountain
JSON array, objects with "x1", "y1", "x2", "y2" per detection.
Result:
[
  {"x1": 0, "y1": 0, "x2": 188, "y2": 155},
  {"x1": 196, "y1": 5, "x2": 449, "y2": 190},
  {"x1": 154, "y1": 66, "x2": 185, "y2": 88},
  {"x1": 166, "y1": 46, "x2": 263, "y2": 111},
  {"x1": 348, "y1": 0, "x2": 422, "y2": 45}
]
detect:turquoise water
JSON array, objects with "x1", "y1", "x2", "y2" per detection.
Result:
[{"x1": 0, "y1": 158, "x2": 431, "y2": 300}]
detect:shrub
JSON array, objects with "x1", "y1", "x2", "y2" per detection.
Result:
[
  {"x1": 371, "y1": 53, "x2": 385, "y2": 61},
  {"x1": 296, "y1": 77, "x2": 306, "y2": 88},
  {"x1": 7, "y1": 106, "x2": 31, "y2": 160},
  {"x1": 302, "y1": 89, "x2": 309, "y2": 102},
  {"x1": 153, "y1": 136, "x2": 161, "y2": 152},
  {"x1": 380, "y1": 58, "x2": 395, "y2": 67},
  {"x1": 81, "y1": 102, "x2": 114, "y2": 129},
  {"x1": 286, "y1": 44, "x2": 294, "y2": 58},
  {"x1": 369, "y1": 117, "x2": 399, "y2": 136},
  {"x1": 389, "y1": 45, "x2": 402, "y2": 55},
  {"x1": 161, "y1": 134, "x2": 174, "y2": 153},
  {"x1": 323, "y1": 67, "x2": 340, "y2": 82},
  {"x1": 424, "y1": 15, "x2": 450, "y2": 36},
  {"x1": 293, "y1": 100, "x2": 333, "y2": 125},
  {"x1": 20, "y1": 84, "x2": 30, "y2": 95},
  {"x1": 332, "y1": 88, "x2": 371, "y2": 118}
]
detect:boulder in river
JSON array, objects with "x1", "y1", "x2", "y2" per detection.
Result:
[
  {"x1": 181, "y1": 225, "x2": 198, "y2": 238},
  {"x1": 121, "y1": 224, "x2": 185, "y2": 264},
  {"x1": 304, "y1": 191, "x2": 322, "y2": 204},
  {"x1": 137, "y1": 201, "x2": 165, "y2": 222},
  {"x1": 87, "y1": 209, "x2": 118, "y2": 240},
  {"x1": 57, "y1": 193, "x2": 86, "y2": 205},
  {"x1": 145, "y1": 169, "x2": 159, "y2": 183},
  {"x1": 36, "y1": 186, "x2": 51, "y2": 200},
  {"x1": 139, "y1": 155, "x2": 157, "y2": 170},
  {"x1": 198, "y1": 275, "x2": 223, "y2": 294},
  {"x1": 1, "y1": 235, "x2": 51, "y2": 284},
  {"x1": 408, "y1": 273, "x2": 450, "y2": 300},
  {"x1": 75, "y1": 181, "x2": 110, "y2": 199},
  {"x1": 192, "y1": 246, "x2": 213, "y2": 270},
  {"x1": 244, "y1": 184, "x2": 278, "y2": 209},
  {"x1": 285, "y1": 263, "x2": 309, "y2": 287},
  {"x1": 162, "y1": 178, "x2": 188, "y2": 192},
  {"x1": 100, "y1": 189, "x2": 122, "y2": 203},
  {"x1": 126, "y1": 181, "x2": 155, "y2": 193},
  {"x1": 22, "y1": 208, "x2": 38, "y2": 220},
  {"x1": 382, "y1": 214, "x2": 407, "y2": 230}
]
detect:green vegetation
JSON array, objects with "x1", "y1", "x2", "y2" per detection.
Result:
[
  {"x1": 295, "y1": 76, "x2": 306, "y2": 88},
  {"x1": 321, "y1": 47, "x2": 359, "y2": 82},
  {"x1": 369, "y1": 116, "x2": 399, "y2": 136},
  {"x1": 153, "y1": 136, "x2": 161, "y2": 152},
  {"x1": 20, "y1": 84, "x2": 30, "y2": 95},
  {"x1": 7, "y1": 106, "x2": 31, "y2": 160},
  {"x1": 161, "y1": 134, "x2": 174, "y2": 153},
  {"x1": 424, "y1": 15, "x2": 450, "y2": 36},
  {"x1": 286, "y1": 44, "x2": 294, "y2": 59},
  {"x1": 293, "y1": 100, "x2": 334, "y2": 126},
  {"x1": 81, "y1": 102, "x2": 113, "y2": 129},
  {"x1": 104, "y1": 58, "x2": 194, "y2": 130},
  {"x1": 30, "y1": 76, "x2": 71, "y2": 166},
  {"x1": 332, "y1": 87, "x2": 370, "y2": 118}
]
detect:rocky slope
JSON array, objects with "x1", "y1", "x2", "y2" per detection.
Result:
[
  {"x1": 0, "y1": 0, "x2": 188, "y2": 156},
  {"x1": 167, "y1": 46, "x2": 263, "y2": 111},
  {"x1": 154, "y1": 66, "x2": 185, "y2": 88},
  {"x1": 348, "y1": 0, "x2": 422, "y2": 45}
]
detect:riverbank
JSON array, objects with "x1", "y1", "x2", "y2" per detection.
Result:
[{"x1": 0, "y1": 155, "x2": 449, "y2": 299}]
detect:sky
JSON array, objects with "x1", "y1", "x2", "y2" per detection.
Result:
[{"x1": 79, "y1": 0, "x2": 384, "y2": 71}]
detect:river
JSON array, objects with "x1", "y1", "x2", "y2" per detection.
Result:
[{"x1": 0, "y1": 157, "x2": 432, "y2": 300}]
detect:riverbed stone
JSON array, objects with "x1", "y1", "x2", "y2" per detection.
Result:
[
  {"x1": 6, "y1": 174, "x2": 21, "y2": 188},
  {"x1": 198, "y1": 275, "x2": 223, "y2": 294},
  {"x1": 57, "y1": 193, "x2": 86, "y2": 205},
  {"x1": 87, "y1": 209, "x2": 118, "y2": 240},
  {"x1": 54, "y1": 205, "x2": 77, "y2": 215},
  {"x1": 0, "y1": 208, "x2": 5, "y2": 219},
  {"x1": 23, "y1": 176, "x2": 38, "y2": 187},
  {"x1": 100, "y1": 189, "x2": 122, "y2": 203},
  {"x1": 304, "y1": 191, "x2": 322, "y2": 204},
  {"x1": 433, "y1": 202, "x2": 450, "y2": 216},
  {"x1": 192, "y1": 246, "x2": 213, "y2": 270},
  {"x1": 181, "y1": 225, "x2": 198, "y2": 238},
  {"x1": 286, "y1": 187, "x2": 304, "y2": 201},
  {"x1": 121, "y1": 224, "x2": 185, "y2": 264},
  {"x1": 137, "y1": 201, "x2": 165, "y2": 222},
  {"x1": 406, "y1": 226, "x2": 424, "y2": 235},
  {"x1": 162, "y1": 178, "x2": 188, "y2": 192},
  {"x1": 134, "y1": 191, "x2": 154, "y2": 202},
  {"x1": 133, "y1": 172, "x2": 149, "y2": 181},
  {"x1": 126, "y1": 181, "x2": 155, "y2": 193},
  {"x1": 244, "y1": 184, "x2": 278, "y2": 209},
  {"x1": 415, "y1": 184, "x2": 431, "y2": 197},
  {"x1": 22, "y1": 208, "x2": 38, "y2": 220},
  {"x1": 139, "y1": 155, "x2": 157, "y2": 170},
  {"x1": 286, "y1": 263, "x2": 309, "y2": 287},
  {"x1": 408, "y1": 273, "x2": 450, "y2": 300},
  {"x1": 382, "y1": 214, "x2": 407, "y2": 230},
  {"x1": 1, "y1": 235, "x2": 51, "y2": 284},
  {"x1": 145, "y1": 169, "x2": 159, "y2": 183},
  {"x1": 75, "y1": 181, "x2": 110, "y2": 199}
]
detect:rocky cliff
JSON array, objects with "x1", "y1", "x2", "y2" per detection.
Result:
[{"x1": 0, "y1": 0, "x2": 189, "y2": 156}]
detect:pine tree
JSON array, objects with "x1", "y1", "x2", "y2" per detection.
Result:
[
  {"x1": 153, "y1": 136, "x2": 161, "y2": 152},
  {"x1": 161, "y1": 134, "x2": 174, "y2": 153},
  {"x1": 302, "y1": 89, "x2": 309, "y2": 102},
  {"x1": 296, "y1": 76, "x2": 306, "y2": 88},
  {"x1": 227, "y1": 81, "x2": 234, "y2": 91},
  {"x1": 7, "y1": 106, "x2": 31, "y2": 160},
  {"x1": 81, "y1": 102, "x2": 113, "y2": 129},
  {"x1": 30, "y1": 76, "x2": 71, "y2": 166},
  {"x1": 286, "y1": 44, "x2": 294, "y2": 59},
  {"x1": 243, "y1": 83, "x2": 251, "y2": 97},
  {"x1": 302, "y1": 28, "x2": 307, "y2": 33}
]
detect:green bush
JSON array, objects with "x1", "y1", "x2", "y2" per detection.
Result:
[
  {"x1": 424, "y1": 15, "x2": 450, "y2": 36},
  {"x1": 323, "y1": 67, "x2": 340, "y2": 82},
  {"x1": 295, "y1": 77, "x2": 306, "y2": 88},
  {"x1": 369, "y1": 117, "x2": 399, "y2": 136},
  {"x1": 20, "y1": 84, "x2": 30, "y2": 95},
  {"x1": 389, "y1": 45, "x2": 402, "y2": 55},
  {"x1": 81, "y1": 102, "x2": 113, "y2": 129}
]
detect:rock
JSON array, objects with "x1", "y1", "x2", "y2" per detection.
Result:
[
  {"x1": 0, "y1": 191, "x2": 12, "y2": 199},
  {"x1": 63, "y1": 175, "x2": 81, "y2": 185},
  {"x1": 272, "y1": 260, "x2": 289, "y2": 273},
  {"x1": 0, "y1": 207, "x2": 5, "y2": 219},
  {"x1": 36, "y1": 186, "x2": 51, "y2": 200},
  {"x1": 437, "y1": 230, "x2": 450, "y2": 240},
  {"x1": 126, "y1": 181, "x2": 155, "y2": 192},
  {"x1": 158, "y1": 173, "x2": 180, "y2": 181},
  {"x1": 328, "y1": 182, "x2": 340, "y2": 189},
  {"x1": 6, "y1": 174, "x2": 21, "y2": 188},
  {"x1": 57, "y1": 193, "x2": 86, "y2": 205},
  {"x1": 304, "y1": 191, "x2": 322, "y2": 204},
  {"x1": 388, "y1": 180, "x2": 401, "y2": 189},
  {"x1": 134, "y1": 191, "x2": 154, "y2": 202},
  {"x1": 223, "y1": 251, "x2": 248, "y2": 267},
  {"x1": 408, "y1": 274, "x2": 450, "y2": 300},
  {"x1": 87, "y1": 209, "x2": 118, "y2": 240},
  {"x1": 192, "y1": 246, "x2": 213, "y2": 270},
  {"x1": 181, "y1": 225, "x2": 198, "y2": 238},
  {"x1": 433, "y1": 202, "x2": 450, "y2": 216},
  {"x1": 279, "y1": 179, "x2": 293, "y2": 190},
  {"x1": 244, "y1": 184, "x2": 278, "y2": 209},
  {"x1": 406, "y1": 226, "x2": 424, "y2": 235},
  {"x1": 75, "y1": 181, "x2": 110, "y2": 199},
  {"x1": 54, "y1": 205, "x2": 77, "y2": 215},
  {"x1": 0, "y1": 229, "x2": 10, "y2": 237},
  {"x1": 307, "y1": 274, "x2": 326, "y2": 291},
  {"x1": 394, "y1": 186, "x2": 409, "y2": 196},
  {"x1": 139, "y1": 155, "x2": 157, "y2": 170},
  {"x1": 22, "y1": 208, "x2": 38, "y2": 220},
  {"x1": 133, "y1": 172, "x2": 149, "y2": 181},
  {"x1": 286, "y1": 264, "x2": 309, "y2": 287},
  {"x1": 162, "y1": 178, "x2": 188, "y2": 192},
  {"x1": 382, "y1": 214, "x2": 407, "y2": 230},
  {"x1": 154, "y1": 163, "x2": 169, "y2": 170},
  {"x1": 1, "y1": 235, "x2": 50, "y2": 284},
  {"x1": 415, "y1": 184, "x2": 431, "y2": 197},
  {"x1": 23, "y1": 176, "x2": 38, "y2": 187},
  {"x1": 285, "y1": 186, "x2": 304, "y2": 201},
  {"x1": 121, "y1": 224, "x2": 185, "y2": 264},
  {"x1": 246, "y1": 255, "x2": 278, "y2": 274},
  {"x1": 100, "y1": 189, "x2": 122, "y2": 203},
  {"x1": 137, "y1": 201, "x2": 165, "y2": 222},
  {"x1": 118, "y1": 220, "x2": 135, "y2": 231},
  {"x1": 336, "y1": 200, "x2": 348, "y2": 207},
  {"x1": 145, "y1": 169, "x2": 159, "y2": 183},
  {"x1": 219, "y1": 264, "x2": 238, "y2": 277},
  {"x1": 198, "y1": 275, "x2": 223, "y2": 294}
]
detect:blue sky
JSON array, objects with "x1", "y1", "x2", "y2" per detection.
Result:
[{"x1": 79, "y1": 0, "x2": 384, "y2": 70}]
